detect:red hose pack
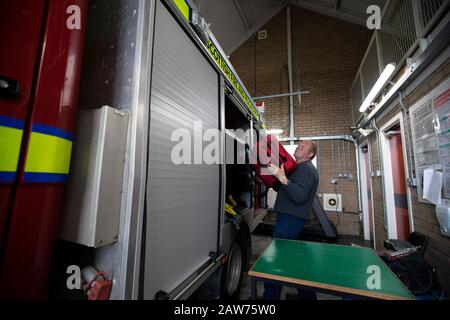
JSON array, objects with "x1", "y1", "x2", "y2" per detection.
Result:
[{"x1": 253, "y1": 135, "x2": 297, "y2": 188}]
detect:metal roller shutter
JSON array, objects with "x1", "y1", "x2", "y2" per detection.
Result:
[{"x1": 143, "y1": 2, "x2": 220, "y2": 299}]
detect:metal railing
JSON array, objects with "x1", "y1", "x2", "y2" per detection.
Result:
[
  {"x1": 419, "y1": 0, "x2": 448, "y2": 34},
  {"x1": 379, "y1": 0, "x2": 417, "y2": 68},
  {"x1": 351, "y1": 0, "x2": 450, "y2": 125}
]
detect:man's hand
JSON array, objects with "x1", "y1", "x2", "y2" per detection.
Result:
[{"x1": 267, "y1": 164, "x2": 289, "y2": 185}]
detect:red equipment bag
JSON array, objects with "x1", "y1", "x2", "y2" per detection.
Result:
[{"x1": 253, "y1": 135, "x2": 297, "y2": 188}]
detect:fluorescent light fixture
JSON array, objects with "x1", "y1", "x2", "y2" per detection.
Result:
[
  {"x1": 266, "y1": 129, "x2": 283, "y2": 134},
  {"x1": 359, "y1": 63, "x2": 396, "y2": 113},
  {"x1": 367, "y1": 62, "x2": 416, "y2": 120},
  {"x1": 358, "y1": 128, "x2": 374, "y2": 137}
]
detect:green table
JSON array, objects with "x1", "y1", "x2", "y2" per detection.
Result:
[{"x1": 248, "y1": 239, "x2": 414, "y2": 300}]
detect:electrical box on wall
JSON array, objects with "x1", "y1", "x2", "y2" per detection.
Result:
[
  {"x1": 323, "y1": 194, "x2": 343, "y2": 212},
  {"x1": 59, "y1": 106, "x2": 129, "y2": 248}
]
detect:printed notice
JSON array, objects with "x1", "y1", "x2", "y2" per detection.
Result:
[{"x1": 423, "y1": 169, "x2": 442, "y2": 206}]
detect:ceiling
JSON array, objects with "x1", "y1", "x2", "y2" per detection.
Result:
[{"x1": 188, "y1": 0, "x2": 386, "y2": 55}]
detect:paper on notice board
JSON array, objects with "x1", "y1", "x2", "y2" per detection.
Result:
[{"x1": 423, "y1": 169, "x2": 443, "y2": 206}]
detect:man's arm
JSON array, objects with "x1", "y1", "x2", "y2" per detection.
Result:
[
  {"x1": 279, "y1": 171, "x2": 314, "y2": 204},
  {"x1": 266, "y1": 164, "x2": 314, "y2": 204}
]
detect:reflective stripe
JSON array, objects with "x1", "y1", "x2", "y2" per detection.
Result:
[
  {"x1": 0, "y1": 171, "x2": 16, "y2": 183},
  {"x1": 0, "y1": 115, "x2": 73, "y2": 184},
  {"x1": 25, "y1": 131, "x2": 73, "y2": 179},
  {"x1": 0, "y1": 126, "x2": 23, "y2": 172},
  {"x1": 173, "y1": 0, "x2": 191, "y2": 22},
  {"x1": 24, "y1": 172, "x2": 68, "y2": 183},
  {"x1": 205, "y1": 39, "x2": 260, "y2": 121},
  {"x1": 32, "y1": 123, "x2": 74, "y2": 141},
  {"x1": 0, "y1": 115, "x2": 24, "y2": 129},
  {"x1": 0, "y1": 116, "x2": 24, "y2": 183}
]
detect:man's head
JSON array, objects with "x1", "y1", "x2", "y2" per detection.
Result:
[{"x1": 293, "y1": 140, "x2": 317, "y2": 164}]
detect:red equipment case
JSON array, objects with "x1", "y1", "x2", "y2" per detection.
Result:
[{"x1": 253, "y1": 135, "x2": 297, "y2": 188}]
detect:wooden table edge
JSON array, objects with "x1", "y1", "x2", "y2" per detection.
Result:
[{"x1": 248, "y1": 270, "x2": 415, "y2": 300}]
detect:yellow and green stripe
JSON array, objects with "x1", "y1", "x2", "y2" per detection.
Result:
[
  {"x1": 24, "y1": 123, "x2": 73, "y2": 183},
  {"x1": 0, "y1": 115, "x2": 24, "y2": 183},
  {"x1": 205, "y1": 39, "x2": 260, "y2": 121},
  {"x1": 172, "y1": 0, "x2": 191, "y2": 22},
  {"x1": 0, "y1": 115, "x2": 73, "y2": 184}
]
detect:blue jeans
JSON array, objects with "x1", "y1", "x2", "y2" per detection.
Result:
[
  {"x1": 272, "y1": 212, "x2": 307, "y2": 239},
  {"x1": 263, "y1": 212, "x2": 317, "y2": 300}
]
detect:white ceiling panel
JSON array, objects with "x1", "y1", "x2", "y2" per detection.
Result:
[{"x1": 189, "y1": 0, "x2": 386, "y2": 54}]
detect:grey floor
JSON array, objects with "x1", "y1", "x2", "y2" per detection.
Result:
[{"x1": 238, "y1": 233, "x2": 373, "y2": 300}]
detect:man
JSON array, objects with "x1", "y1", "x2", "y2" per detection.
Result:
[{"x1": 263, "y1": 140, "x2": 319, "y2": 300}]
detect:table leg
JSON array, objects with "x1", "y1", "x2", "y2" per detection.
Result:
[{"x1": 251, "y1": 278, "x2": 257, "y2": 300}]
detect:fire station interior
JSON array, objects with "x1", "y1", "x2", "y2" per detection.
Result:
[{"x1": 1, "y1": 0, "x2": 450, "y2": 303}]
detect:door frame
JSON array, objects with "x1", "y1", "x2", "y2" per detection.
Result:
[
  {"x1": 359, "y1": 141, "x2": 375, "y2": 245},
  {"x1": 380, "y1": 112, "x2": 414, "y2": 239}
]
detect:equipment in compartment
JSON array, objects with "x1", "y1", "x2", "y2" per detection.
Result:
[{"x1": 253, "y1": 135, "x2": 297, "y2": 188}]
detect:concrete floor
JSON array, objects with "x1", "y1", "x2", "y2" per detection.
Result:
[{"x1": 239, "y1": 233, "x2": 373, "y2": 300}]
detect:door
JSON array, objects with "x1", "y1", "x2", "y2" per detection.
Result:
[
  {"x1": 388, "y1": 125, "x2": 411, "y2": 240},
  {"x1": 143, "y1": 1, "x2": 221, "y2": 299},
  {"x1": 0, "y1": 0, "x2": 87, "y2": 298},
  {"x1": 0, "y1": 0, "x2": 48, "y2": 247}
]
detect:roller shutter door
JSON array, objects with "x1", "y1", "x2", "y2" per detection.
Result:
[{"x1": 143, "y1": 1, "x2": 221, "y2": 299}]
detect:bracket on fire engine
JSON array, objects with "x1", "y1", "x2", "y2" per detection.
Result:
[{"x1": 82, "y1": 266, "x2": 113, "y2": 300}]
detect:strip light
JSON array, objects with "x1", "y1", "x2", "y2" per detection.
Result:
[
  {"x1": 367, "y1": 62, "x2": 416, "y2": 120},
  {"x1": 266, "y1": 129, "x2": 283, "y2": 134},
  {"x1": 359, "y1": 63, "x2": 396, "y2": 113}
]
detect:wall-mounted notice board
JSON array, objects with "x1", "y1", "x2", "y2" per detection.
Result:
[{"x1": 410, "y1": 78, "x2": 450, "y2": 207}]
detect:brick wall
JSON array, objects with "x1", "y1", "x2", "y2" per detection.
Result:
[
  {"x1": 229, "y1": 3, "x2": 450, "y2": 295},
  {"x1": 365, "y1": 58, "x2": 450, "y2": 294},
  {"x1": 230, "y1": 7, "x2": 371, "y2": 235}
]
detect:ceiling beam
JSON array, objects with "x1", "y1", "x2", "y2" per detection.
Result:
[
  {"x1": 257, "y1": 0, "x2": 286, "y2": 6},
  {"x1": 226, "y1": 2, "x2": 288, "y2": 54},
  {"x1": 290, "y1": 0, "x2": 367, "y2": 26},
  {"x1": 233, "y1": 0, "x2": 250, "y2": 31},
  {"x1": 334, "y1": 0, "x2": 341, "y2": 11}
]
